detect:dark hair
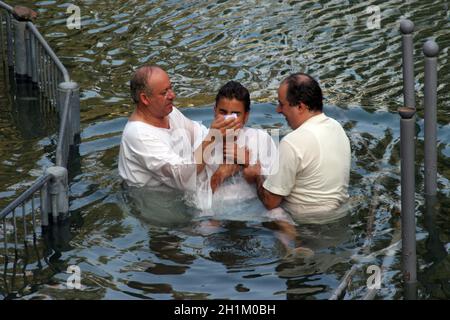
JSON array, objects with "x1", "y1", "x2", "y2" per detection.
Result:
[
  {"x1": 282, "y1": 73, "x2": 323, "y2": 112},
  {"x1": 130, "y1": 65, "x2": 160, "y2": 104},
  {"x1": 215, "y1": 81, "x2": 250, "y2": 112}
]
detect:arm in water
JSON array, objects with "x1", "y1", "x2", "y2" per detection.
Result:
[
  {"x1": 210, "y1": 164, "x2": 241, "y2": 193},
  {"x1": 243, "y1": 162, "x2": 283, "y2": 210}
]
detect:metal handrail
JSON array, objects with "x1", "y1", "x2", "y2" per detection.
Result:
[
  {"x1": 0, "y1": 0, "x2": 71, "y2": 109},
  {"x1": 0, "y1": 174, "x2": 52, "y2": 220},
  {"x1": 25, "y1": 22, "x2": 69, "y2": 82},
  {"x1": 0, "y1": 0, "x2": 80, "y2": 170},
  {"x1": 0, "y1": 1, "x2": 77, "y2": 222},
  {"x1": 0, "y1": 1, "x2": 12, "y2": 12},
  {"x1": 56, "y1": 91, "x2": 71, "y2": 167},
  {"x1": 329, "y1": 265, "x2": 358, "y2": 300},
  {"x1": 0, "y1": 1, "x2": 69, "y2": 81}
]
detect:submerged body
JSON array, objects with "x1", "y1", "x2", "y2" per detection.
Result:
[
  {"x1": 119, "y1": 107, "x2": 206, "y2": 191},
  {"x1": 119, "y1": 66, "x2": 241, "y2": 211},
  {"x1": 243, "y1": 73, "x2": 351, "y2": 225},
  {"x1": 203, "y1": 126, "x2": 279, "y2": 216},
  {"x1": 264, "y1": 112, "x2": 351, "y2": 223}
]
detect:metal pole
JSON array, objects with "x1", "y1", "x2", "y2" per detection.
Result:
[
  {"x1": 43, "y1": 53, "x2": 48, "y2": 97},
  {"x1": 58, "y1": 81, "x2": 81, "y2": 143},
  {"x1": 37, "y1": 39, "x2": 42, "y2": 89},
  {"x1": 424, "y1": 195, "x2": 445, "y2": 258},
  {"x1": 29, "y1": 31, "x2": 37, "y2": 83},
  {"x1": 47, "y1": 55, "x2": 53, "y2": 101},
  {"x1": 400, "y1": 20, "x2": 415, "y2": 109},
  {"x1": 5, "y1": 13, "x2": 13, "y2": 68},
  {"x1": 26, "y1": 22, "x2": 70, "y2": 82},
  {"x1": 12, "y1": 18, "x2": 27, "y2": 79},
  {"x1": 50, "y1": 63, "x2": 56, "y2": 106},
  {"x1": 399, "y1": 19, "x2": 417, "y2": 299},
  {"x1": 50, "y1": 63, "x2": 55, "y2": 105},
  {"x1": 398, "y1": 107, "x2": 417, "y2": 299},
  {"x1": 423, "y1": 40, "x2": 439, "y2": 197},
  {"x1": 3, "y1": 217, "x2": 7, "y2": 253},
  {"x1": 57, "y1": 87, "x2": 70, "y2": 167},
  {"x1": 0, "y1": 14, "x2": 4, "y2": 61},
  {"x1": 40, "y1": 180, "x2": 50, "y2": 228},
  {"x1": 329, "y1": 264, "x2": 358, "y2": 300},
  {"x1": 53, "y1": 65, "x2": 58, "y2": 107},
  {"x1": 46, "y1": 166, "x2": 69, "y2": 223},
  {"x1": 31, "y1": 196, "x2": 36, "y2": 233},
  {"x1": 22, "y1": 204, "x2": 27, "y2": 240},
  {"x1": 25, "y1": 27, "x2": 32, "y2": 79},
  {"x1": 12, "y1": 209, "x2": 17, "y2": 251},
  {"x1": 48, "y1": 59, "x2": 53, "y2": 103}
]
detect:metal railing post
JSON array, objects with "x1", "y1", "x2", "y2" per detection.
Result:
[
  {"x1": 12, "y1": 18, "x2": 27, "y2": 78},
  {"x1": 58, "y1": 81, "x2": 81, "y2": 142},
  {"x1": 26, "y1": 27, "x2": 38, "y2": 83},
  {"x1": 45, "y1": 166, "x2": 69, "y2": 223},
  {"x1": 399, "y1": 107, "x2": 417, "y2": 300},
  {"x1": 5, "y1": 13, "x2": 13, "y2": 68},
  {"x1": 37, "y1": 40, "x2": 43, "y2": 90},
  {"x1": 423, "y1": 40, "x2": 439, "y2": 197},
  {"x1": 30, "y1": 32, "x2": 37, "y2": 83},
  {"x1": 0, "y1": 14, "x2": 4, "y2": 60},
  {"x1": 43, "y1": 52, "x2": 48, "y2": 95},
  {"x1": 40, "y1": 180, "x2": 50, "y2": 228},
  {"x1": 399, "y1": 19, "x2": 417, "y2": 300},
  {"x1": 25, "y1": 27, "x2": 32, "y2": 78},
  {"x1": 400, "y1": 20, "x2": 415, "y2": 109}
]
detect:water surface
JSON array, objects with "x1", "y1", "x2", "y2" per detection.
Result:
[{"x1": 0, "y1": 0, "x2": 449, "y2": 299}]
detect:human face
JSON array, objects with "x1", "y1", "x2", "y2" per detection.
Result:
[
  {"x1": 143, "y1": 69, "x2": 176, "y2": 118},
  {"x1": 215, "y1": 98, "x2": 249, "y2": 127},
  {"x1": 276, "y1": 83, "x2": 300, "y2": 129}
]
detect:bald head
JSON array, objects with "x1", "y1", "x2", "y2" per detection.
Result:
[
  {"x1": 130, "y1": 65, "x2": 166, "y2": 104},
  {"x1": 281, "y1": 72, "x2": 323, "y2": 112}
]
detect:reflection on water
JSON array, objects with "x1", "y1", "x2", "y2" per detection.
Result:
[
  {"x1": 124, "y1": 186, "x2": 193, "y2": 227},
  {"x1": 0, "y1": 0, "x2": 449, "y2": 299}
]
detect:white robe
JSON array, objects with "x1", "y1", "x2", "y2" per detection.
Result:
[
  {"x1": 200, "y1": 127, "x2": 280, "y2": 217},
  {"x1": 118, "y1": 108, "x2": 287, "y2": 222},
  {"x1": 118, "y1": 107, "x2": 213, "y2": 209}
]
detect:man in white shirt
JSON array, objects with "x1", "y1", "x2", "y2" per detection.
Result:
[
  {"x1": 200, "y1": 81, "x2": 279, "y2": 215},
  {"x1": 243, "y1": 72, "x2": 351, "y2": 224},
  {"x1": 118, "y1": 66, "x2": 240, "y2": 203}
]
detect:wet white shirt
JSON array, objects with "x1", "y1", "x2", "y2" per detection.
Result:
[
  {"x1": 118, "y1": 107, "x2": 209, "y2": 195},
  {"x1": 202, "y1": 127, "x2": 279, "y2": 215},
  {"x1": 263, "y1": 113, "x2": 351, "y2": 223}
]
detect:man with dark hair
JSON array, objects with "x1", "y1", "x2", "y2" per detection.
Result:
[
  {"x1": 215, "y1": 80, "x2": 251, "y2": 112},
  {"x1": 243, "y1": 73, "x2": 351, "y2": 224},
  {"x1": 119, "y1": 65, "x2": 240, "y2": 209},
  {"x1": 205, "y1": 81, "x2": 278, "y2": 205}
]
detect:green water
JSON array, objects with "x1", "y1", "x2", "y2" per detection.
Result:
[{"x1": 0, "y1": 0, "x2": 449, "y2": 299}]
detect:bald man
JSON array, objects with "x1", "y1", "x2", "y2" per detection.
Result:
[{"x1": 119, "y1": 65, "x2": 240, "y2": 207}]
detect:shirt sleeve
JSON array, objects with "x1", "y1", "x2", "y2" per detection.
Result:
[
  {"x1": 131, "y1": 127, "x2": 198, "y2": 192},
  {"x1": 263, "y1": 139, "x2": 298, "y2": 197},
  {"x1": 171, "y1": 107, "x2": 208, "y2": 149},
  {"x1": 256, "y1": 130, "x2": 279, "y2": 176},
  {"x1": 169, "y1": 108, "x2": 214, "y2": 208}
]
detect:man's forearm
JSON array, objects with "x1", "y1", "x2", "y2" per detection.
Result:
[
  {"x1": 195, "y1": 137, "x2": 215, "y2": 174},
  {"x1": 255, "y1": 175, "x2": 283, "y2": 210},
  {"x1": 255, "y1": 174, "x2": 267, "y2": 203}
]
